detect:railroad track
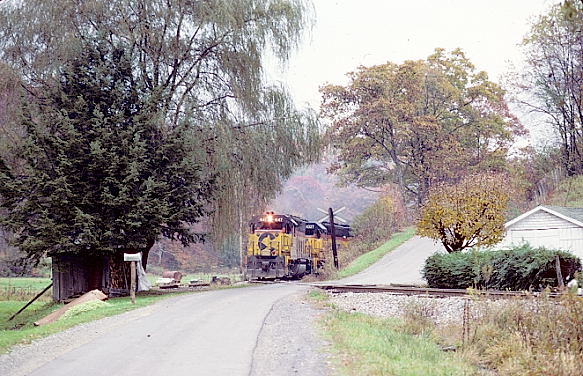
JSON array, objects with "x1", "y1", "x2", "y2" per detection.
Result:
[
  {"x1": 311, "y1": 283, "x2": 564, "y2": 299},
  {"x1": 249, "y1": 279, "x2": 291, "y2": 284}
]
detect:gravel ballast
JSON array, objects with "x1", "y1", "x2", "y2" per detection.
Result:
[
  {"x1": 328, "y1": 292, "x2": 468, "y2": 325},
  {"x1": 326, "y1": 291, "x2": 550, "y2": 326}
]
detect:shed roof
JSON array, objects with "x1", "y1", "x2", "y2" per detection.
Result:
[
  {"x1": 505, "y1": 205, "x2": 583, "y2": 228},
  {"x1": 544, "y1": 206, "x2": 583, "y2": 224}
]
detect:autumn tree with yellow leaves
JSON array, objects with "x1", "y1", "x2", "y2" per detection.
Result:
[{"x1": 417, "y1": 174, "x2": 509, "y2": 253}]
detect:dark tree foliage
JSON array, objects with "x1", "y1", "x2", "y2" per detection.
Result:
[
  {"x1": 0, "y1": 0, "x2": 320, "y2": 259},
  {"x1": 0, "y1": 42, "x2": 214, "y2": 266}
]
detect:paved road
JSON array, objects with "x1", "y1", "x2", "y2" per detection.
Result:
[
  {"x1": 1, "y1": 236, "x2": 442, "y2": 375},
  {"x1": 338, "y1": 236, "x2": 444, "y2": 285},
  {"x1": 2, "y1": 284, "x2": 326, "y2": 376}
]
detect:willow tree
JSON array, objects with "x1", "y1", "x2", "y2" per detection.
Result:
[
  {"x1": 0, "y1": 63, "x2": 24, "y2": 168},
  {"x1": 0, "y1": 0, "x2": 319, "y2": 266},
  {"x1": 321, "y1": 49, "x2": 523, "y2": 206}
]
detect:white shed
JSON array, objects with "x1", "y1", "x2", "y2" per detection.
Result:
[{"x1": 498, "y1": 206, "x2": 583, "y2": 260}]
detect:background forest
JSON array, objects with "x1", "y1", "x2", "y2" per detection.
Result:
[{"x1": 0, "y1": 0, "x2": 582, "y2": 275}]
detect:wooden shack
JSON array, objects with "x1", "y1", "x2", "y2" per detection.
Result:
[{"x1": 51, "y1": 252, "x2": 135, "y2": 301}]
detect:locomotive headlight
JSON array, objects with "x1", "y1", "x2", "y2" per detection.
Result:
[{"x1": 266, "y1": 214, "x2": 274, "y2": 223}]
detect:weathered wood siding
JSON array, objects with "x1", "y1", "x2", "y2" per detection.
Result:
[
  {"x1": 511, "y1": 210, "x2": 574, "y2": 230},
  {"x1": 51, "y1": 252, "x2": 137, "y2": 301},
  {"x1": 51, "y1": 254, "x2": 108, "y2": 302},
  {"x1": 498, "y1": 211, "x2": 583, "y2": 260}
]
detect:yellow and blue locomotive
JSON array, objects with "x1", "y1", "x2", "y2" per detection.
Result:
[{"x1": 245, "y1": 212, "x2": 330, "y2": 279}]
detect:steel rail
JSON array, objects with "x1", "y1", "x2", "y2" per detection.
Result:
[{"x1": 310, "y1": 283, "x2": 564, "y2": 299}]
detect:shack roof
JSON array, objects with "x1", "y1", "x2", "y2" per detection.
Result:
[{"x1": 505, "y1": 205, "x2": 583, "y2": 228}]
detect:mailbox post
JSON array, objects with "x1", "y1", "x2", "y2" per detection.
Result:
[{"x1": 123, "y1": 253, "x2": 141, "y2": 304}]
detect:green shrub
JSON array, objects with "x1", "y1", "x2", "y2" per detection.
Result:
[
  {"x1": 423, "y1": 250, "x2": 493, "y2": 289},
  {"x1": 352, "y1": 189, "x2": 408, "y2": 250},
  {"x1": 423, "y1": 244, "x2": 581, "y2": 290}
]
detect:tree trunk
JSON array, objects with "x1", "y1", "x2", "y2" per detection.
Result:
[{"x1": 141, "y1": 238, "x2": 156, "y2": 272}]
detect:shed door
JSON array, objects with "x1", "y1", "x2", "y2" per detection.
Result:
[{"x1": 510, "y1": 229, "x2": 559, "y2": 249}]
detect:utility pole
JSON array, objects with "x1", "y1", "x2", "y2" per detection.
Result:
[{"x1": 328, "y1": 207, "x2": 339, "y2": 269}]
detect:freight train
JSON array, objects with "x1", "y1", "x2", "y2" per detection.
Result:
[{"x1": 245, "y1": 212, "x2": 351, "y2": 279}]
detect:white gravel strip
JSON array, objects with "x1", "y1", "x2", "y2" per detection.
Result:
[{"x1": 327, "y1": 292, "x2": 539, "y2": 326}]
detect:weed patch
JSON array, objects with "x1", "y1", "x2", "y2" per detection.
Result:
[
  {"x1": 321, "y1": 310, "x2": 474, "y2": 376},
  {"x1": 462, "y1": 293, "x2": 583, "y2": 375},
  {"x1": 310, "y1": 290, "x2": 475, "y2": 375}
]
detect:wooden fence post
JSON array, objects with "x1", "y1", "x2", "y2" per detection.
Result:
[{"x1": 555, "y1": 255, "x2": 565, "y2": 291}]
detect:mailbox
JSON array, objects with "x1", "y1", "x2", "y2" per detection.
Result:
[{"x1": 123, "y1": 253, "x2": 141, "y2": 262}]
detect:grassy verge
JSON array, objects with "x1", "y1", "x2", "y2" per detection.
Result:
[
  {"x1": 0, "y1": 277, "x2": 53, "y2": 301},
  {"x1": 307, "y1": 290, "x2": 474, "y2": 376},
  {"x1": 335, "y1": 227, "x2": 416, "y2": 279},
  {"x1": 0, "y1": 291, "x2": 187, "y2": 354},
  {"x1": 0, "y1": 277, "x2": 52, "y2": 289}
]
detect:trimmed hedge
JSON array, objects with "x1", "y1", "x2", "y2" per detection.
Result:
[{"x1": 423, "y1": 244, "x2": 582, "y2": 290}]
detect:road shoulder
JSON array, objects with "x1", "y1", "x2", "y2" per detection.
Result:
[{"x1": 250, "y1": 290, "x2": 331, "y2": 376}]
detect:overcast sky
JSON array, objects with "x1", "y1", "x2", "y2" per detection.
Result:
[{"x1": 268, "y1": 0, "x2": 559, "y2": 141}]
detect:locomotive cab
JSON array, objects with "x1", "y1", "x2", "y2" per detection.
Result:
[{"x1": 246, "y1": 212, "x2": 298, "y2": 279}]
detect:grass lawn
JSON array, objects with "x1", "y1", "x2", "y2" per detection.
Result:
[
  {"x1": 0, "y1": 291, "x2": 187, "y2": 354},
  {"x1": 0, "y1": 277, "x2": 53, "y2": 302},
  {"x1": 0, "y1": 277, "x2": 52, "y2": 289},
  {"x1": 308, "y1": 290, "x2": 474, "y2": 376},
  {"x1": 336, "y1": 227, "x2": 416, "y2": 279}
]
